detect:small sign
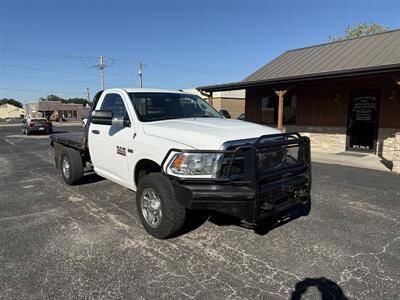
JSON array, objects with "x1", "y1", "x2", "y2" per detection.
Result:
[
  {"x1": 116, "y1": 146, "x2": 126, "y2": 156},
  {"x1": 351, "y1": 96, "x2": 376, "y2": 122}
]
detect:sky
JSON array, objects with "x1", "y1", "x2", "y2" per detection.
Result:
[{"x1": 0, "y1": 0, "x2": 399, "y2": 103}]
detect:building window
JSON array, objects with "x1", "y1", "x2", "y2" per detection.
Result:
[
  {"x1": 260, "y1": 96, "x2": 277, "y2": 125},
  {"x1": 284, "y1": 95, "x2": 296, "y2": 125},
  {"x1": 260, "y1": 94, "x2": 297, "y2": 125},
  {"x1": 72, "y1": 111, "x2": 77, "y2": 118}
]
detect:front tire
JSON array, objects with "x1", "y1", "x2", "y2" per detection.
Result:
[
  {"x1": 61, "y1": 147, "x2": 83, "y2": 185},
  {"x1": 136, "y1": 173, "x2": 186, "y2": 239}
]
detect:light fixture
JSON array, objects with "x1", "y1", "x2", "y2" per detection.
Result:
[
  {"x1": 333, "y1": 93, "x2": 341, "y2": 103},
  {"x1": 389, "y1": 89, "x2": 397, "y2": 101}
]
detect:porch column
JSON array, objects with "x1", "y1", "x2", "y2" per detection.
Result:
[{"x1": 274, "y1": 89, "x2": 287, "y2": 131}]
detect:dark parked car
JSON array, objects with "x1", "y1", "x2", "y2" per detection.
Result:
[
  {"x1": 22, "y1": 118, "x2": 53, "y2": 135},
  {"x1": 237, "y1": 113, "x2": 245, "y2": 120},
  {"x1": 219, "y1": 109, "x2": 231, "y2": 119},
  {"x1": 6, "y1": 117, "x2": 23, "y2": 123}
]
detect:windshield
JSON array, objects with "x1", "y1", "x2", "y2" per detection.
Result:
[{"x1": 129, "y1": 92, "x2": 222, "y2": 122}]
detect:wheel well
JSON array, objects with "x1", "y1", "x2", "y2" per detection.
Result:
[{"x1": 134, "y1": 159, "x2": 161, "y2": 185}]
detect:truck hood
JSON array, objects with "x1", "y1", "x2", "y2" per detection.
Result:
[{"x1": 141, "y1": 118, "x2": 280, "y2": 149}]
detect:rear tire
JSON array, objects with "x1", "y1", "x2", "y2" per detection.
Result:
[
  {"x1": 136, "y1": 173, "x2": 186, "y2": 239},
  {"x1": 61, "y1": 147, "x2": 83, "y2": 185}
]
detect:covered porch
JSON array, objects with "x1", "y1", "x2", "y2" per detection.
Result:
[{"x1": 199, "y1": 71, "x2": 400, "y2": 173}]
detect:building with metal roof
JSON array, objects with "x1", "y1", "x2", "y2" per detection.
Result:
[
  {"x1": 198, "y1": 30, "x2": 400, "y2": 173},
  {"x1": 199, "y1": 29, "x2": 400, "y2": 92}
]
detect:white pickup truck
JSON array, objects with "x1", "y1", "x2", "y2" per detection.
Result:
[{"x1": 50, "y1": 88, "x2": 311, "y2": 239}]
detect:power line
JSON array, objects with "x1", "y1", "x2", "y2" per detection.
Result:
[
  {"x1": 114, "y1": 57, "x2": 234, "y2": 73},
  {"x1": 0, "y1": 48, "x2": 235, "y2": 73},
  {"x1": 2, "y1": 73, "x2": 101, "y2": 84},
  {"x1": 0, "y1": 48, "x2": 97, "y2": 60},
  {"x1": 0, "y1": 87, "x2": 84, "y2": 95},
  {"x1": 0, "y1": 64, "x2": 135, "y2": 80},
  {"x1": 1, "y1": 73, "x2": 133, "y2": 86}
]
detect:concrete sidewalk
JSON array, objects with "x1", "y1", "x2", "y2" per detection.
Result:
[{"x1": 312, "y1": 150, "x2": 391, "y2": 172}]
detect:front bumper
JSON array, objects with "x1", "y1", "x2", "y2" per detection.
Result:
[
  {"x1": 163, "y1": 132, "x2": 312, "y2": 224},
  {"x1": 170, "y1": 174, "x2": 310, "y2": 223}
]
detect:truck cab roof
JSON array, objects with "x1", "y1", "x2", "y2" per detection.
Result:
[{"x1": 107, "y1": 88, "x2": 191, "y2": 94}]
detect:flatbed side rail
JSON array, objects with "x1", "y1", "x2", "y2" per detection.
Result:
[{"x1": 49, "y1": 134, "x2": 86, "y2": 151}]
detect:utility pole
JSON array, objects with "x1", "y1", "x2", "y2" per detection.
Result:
[
  {"x1": 84, "y1": 88, "x2": 90, "y2": 102},
  {"x1": 82, "y1": 55, "x2": 114, "y2": 90},
  {"x1": 138, "y1": 62, "x2": 143, "y2": 88},
  {"x1": 99, "y1": 56, "x2": 105, "y2": 90}
]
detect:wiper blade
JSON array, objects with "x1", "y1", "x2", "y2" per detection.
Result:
[{"x1": 148, "y1": 116, "x2": 178, "y2": 121}]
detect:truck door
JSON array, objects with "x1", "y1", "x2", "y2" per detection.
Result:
[{"x1": 89, "y1": 92, "x2": 133, "y2": 185}]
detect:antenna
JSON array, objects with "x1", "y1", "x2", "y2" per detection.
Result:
[{"x1": 138, "y1": 62, "x2": 143, "y2": 88}]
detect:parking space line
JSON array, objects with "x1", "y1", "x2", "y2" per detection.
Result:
[
  {"x1": 4, "y1": 138, "x2": 16, "y2": 146},
  {"x1": 0, "y1": 208, "x2": 60, "y2": 223}
]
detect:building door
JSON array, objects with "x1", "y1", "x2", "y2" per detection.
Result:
[{"x1": 347, "y1": 90, "x2": 379, "y2": 152}]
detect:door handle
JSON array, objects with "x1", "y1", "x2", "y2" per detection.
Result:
[{"x1": 92, "y1": 130, "x2": 100, "y2": 134}]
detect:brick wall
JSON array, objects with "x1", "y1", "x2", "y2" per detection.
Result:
[
  {"x1": 211, "y1": 97, "x2": 245, "y2": 118},
  {"x1": 219, "y1": 98, "x2": 245, "y2": 119}
]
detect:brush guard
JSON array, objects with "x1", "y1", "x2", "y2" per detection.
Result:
[{"x1": 162, "y1": 132, "x2": 311, "y2": 223}]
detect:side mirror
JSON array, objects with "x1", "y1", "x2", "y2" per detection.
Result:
[
  {"x1": 111, "y1": 117, "x2": 131, "y2": 127},
  {"x1": 91, "y1": 110, "x2": 113, "y2": 125},
  {"x1": 219, "y1": 109, "x2": 231, "y2": 119}
]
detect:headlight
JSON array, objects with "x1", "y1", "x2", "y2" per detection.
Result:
[{"x1": 166, "y1": 152, "x2": 223, "y2": 178}]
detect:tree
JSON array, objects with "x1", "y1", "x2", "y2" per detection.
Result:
[
  {"x1": 37, "y1": 95, "x2": 88, "y2": 105},
  {"x1": 0, "y1": 98, "x2": 23, "y2": 108},
  {"x1": 64, "y1": 97, "x2": 89, "y2": 106},
  {"x1": 39, "y1": 94, "x2": 65, "y2": 102},
  {"x1": 330, "y1": 22, "x2": 389, "y2": 41}
]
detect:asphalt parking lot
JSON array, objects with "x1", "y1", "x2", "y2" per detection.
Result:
[{"x1": 0, "y1": 125, "x2": 399, "y2": 299}]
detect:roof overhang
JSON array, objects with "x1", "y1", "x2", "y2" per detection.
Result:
[{"x1": 198, "y1": 63, "x2": 400, "y2": 92}]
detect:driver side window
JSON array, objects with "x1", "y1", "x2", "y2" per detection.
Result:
[{"x1": 101, "y1": 93, "x2": 129, "y2": 120}]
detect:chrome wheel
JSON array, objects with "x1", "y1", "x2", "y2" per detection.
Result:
[
  {"x1": 140, "y1": 188, "x2": 162, "y2": 228},
  {"x1": 62, "y1": 157, "x2": 71, "y2": 179}
]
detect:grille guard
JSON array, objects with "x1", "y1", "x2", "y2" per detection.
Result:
[
  {"x1": 161, "y1": 132, "x2": 311, "y2": 223},
  {"x1": 161, "y1": 132, "x2": 310, "y2": 184}
]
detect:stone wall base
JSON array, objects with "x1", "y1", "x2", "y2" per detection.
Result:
[
  {"x1": 285, "y1": 126, "x2": 347, "y2": 153},
  {"x1": 378, "y1": 129, "x2": 400, "y2": 174},
  {"x1": 284, "y1": 125, "x2": 400, "y2": 174}
]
